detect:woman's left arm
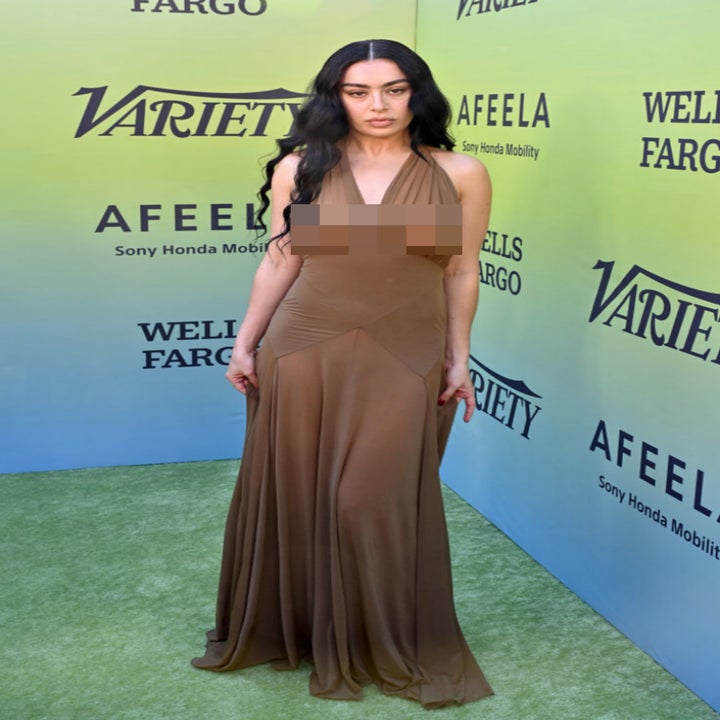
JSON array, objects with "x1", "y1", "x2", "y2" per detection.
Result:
[{"x1": 437, "y1": 154, "x2": 492, "y2": 421}]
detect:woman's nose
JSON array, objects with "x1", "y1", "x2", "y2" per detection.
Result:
[{"x1": 370, "y1": 90, "x2": 387, "y2": 111}]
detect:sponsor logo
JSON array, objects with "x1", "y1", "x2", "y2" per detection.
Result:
[
  {"x1": 469, "y1": 354, "x2": 541, "y2": 438},
  {"x1": 479, "y1": 228, "x2": 523, "y2": 295},
  {"x1": 95, "y1": 202, "x2": 268, "y2": 259},
  {"x1": 456, "y1": 92, "x2": 549, "y2": 129},
  {"x1": 115, "y1": 242, "x2": 268, "y2": 258},
  {"x1": 457, "y1": 92, "x2": 548, "y2": 162},
  {"x1": 588, "y1": 260, "x2": 720, "y2": 366},
  {"x1": 591, "y1": 419, "x2": 719, "y2": 560},
  {"x1": 73, "y1": 85, "x2": 306, "y2": 138},
  {"x1": 139, "y1": 318, "x2": 238, "y2": 369},
  {"x1": 95, "y1": 202, "x2": 263, "y2": 233},
  {"x1": 640, "y1": 89, "x2": 720, "y2": 173},
  {"x1": 457, "y1": 0, "x2": 538, "y2": 20},
  {"x1": 131, "y1": 0, "x2": 267, "y2": 15}
]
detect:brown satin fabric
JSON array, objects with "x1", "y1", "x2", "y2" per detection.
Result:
[{"x1": 192, "y1": 145, "x2": 493, "y2": 708}]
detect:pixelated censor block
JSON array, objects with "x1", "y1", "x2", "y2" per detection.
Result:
[{"x1": 290, "y1": 204, "x2": 462, "y2": 255}]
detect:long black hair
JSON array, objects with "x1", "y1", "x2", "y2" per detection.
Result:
[{"x1": 255, "y1": 39, "x2": 455, "y2": 242}]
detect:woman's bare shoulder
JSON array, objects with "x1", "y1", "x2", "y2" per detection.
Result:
[
  {"x1": 271, "y1": 152, "x2": 302, "y2": 192},
  {"x1": 429, "y1": 147, "x2": 488, "y2": 180},
  {"x1": 274, "y1": 151, "x2": 302, "y2": 176},
  {"x1": 428, "y1": 147, "x2": 490, "y2": 199}
]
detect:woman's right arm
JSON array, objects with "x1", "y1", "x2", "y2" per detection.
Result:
[{"x1": 226, "y1": 153, "x2": 303, "y2": 393}]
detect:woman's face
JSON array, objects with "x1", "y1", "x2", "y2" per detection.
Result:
[{"x1": 338, "y1": 59, "x2": 413, "y2": 139}]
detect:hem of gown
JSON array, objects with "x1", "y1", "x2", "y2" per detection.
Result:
[
  {"x1": 191, "y1": 640, "x2": 493, "y2": 710},
  {"x1": 311, "y1": 677, "x2": 494, "y2": 709}
]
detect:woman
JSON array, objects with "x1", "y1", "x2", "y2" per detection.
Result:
[{"x1": 193, "y1": 39, "x2": 493, "y2": 708}]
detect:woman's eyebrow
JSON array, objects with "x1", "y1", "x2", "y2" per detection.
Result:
[{"x1": 339, "y1": 79, "x2": 409, "y2": 88}]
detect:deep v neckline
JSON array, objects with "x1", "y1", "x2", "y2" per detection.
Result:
[{"x1": 340, "y1": 145, "x2": 419, "y2": 205}]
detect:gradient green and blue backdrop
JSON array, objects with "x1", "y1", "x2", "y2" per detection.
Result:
[{"x1": 2, "y1": 0, "x2": 718, "y2": 712}]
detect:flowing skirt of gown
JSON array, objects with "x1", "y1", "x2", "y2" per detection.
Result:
[{"x1": 192, "y1": 149, "x2": 493, "y2": 708}]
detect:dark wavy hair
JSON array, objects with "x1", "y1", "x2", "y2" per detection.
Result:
[{"x1": 255, "y1": 39, "x2": 455, "y2": 243}]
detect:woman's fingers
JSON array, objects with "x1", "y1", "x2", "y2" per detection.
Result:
[
  {"x1": 438, "y1": 381, "x2": 476, "y2": 423},
  {"x1": 226, "y1": 354, "x2": 258, "y2": 394}
]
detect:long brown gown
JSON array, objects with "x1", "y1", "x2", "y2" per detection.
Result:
[{"x1": 192, "y1": 145, "x2": 494, "y2": 708}]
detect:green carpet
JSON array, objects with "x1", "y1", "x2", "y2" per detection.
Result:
[{"x1": 1, "y1": 460, "x2": 717, "y2": 720}]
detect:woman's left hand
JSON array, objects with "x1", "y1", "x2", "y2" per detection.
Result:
[{"x1": 438, "y1": 362, "x2": 476, "y2": 422}]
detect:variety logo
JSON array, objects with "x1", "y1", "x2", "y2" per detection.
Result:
[
  {"x1": 640, "y1": 89, "x2": 720, "y2": 173},
  {"x1": 457, "y1": 0, "x2": 538, "y2": 20},
  {"x1": 131, "y1": 0, "x2": 267, "y2": 14},
  {"x1": 588, "y1": 261, "x2": 720, "y2": 366},
  {"x1": 469, "y1": 354, "x2": 542, "y2": 438},
  {"x1": 73, "y1": 85, "x2": 306, "y2": 138}
]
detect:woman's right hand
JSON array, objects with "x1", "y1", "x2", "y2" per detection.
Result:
[{"x1": 225, "y1": 349, "x2": 258, "y2": 394}]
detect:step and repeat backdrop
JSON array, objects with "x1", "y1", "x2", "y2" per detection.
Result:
[
  {"x1": 2, "y1": 0, "x2": 718, "y2": 712},
  {"x1": 417, "y1": 0, "x2": 719, "y2": 711},
  {"x1": 1, "y1": 0, "x2": 415, "y2": 471}
]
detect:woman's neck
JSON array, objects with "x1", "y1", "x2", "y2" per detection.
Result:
[{"x1": 343, "y1": 131, "x2": 412, "y2": 158}]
